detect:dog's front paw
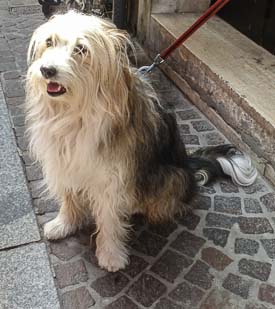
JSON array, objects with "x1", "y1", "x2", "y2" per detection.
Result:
[
  {"x1": 44, "y1": 216, "x2": 76, "y2": 240},
  {"x1": 96, "y1": 248, "x2": 129, "y2": 272}
]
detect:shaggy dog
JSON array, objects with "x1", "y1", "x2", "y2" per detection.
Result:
[{"x1": 25, "y1": 11, "x2": 257, "y2": 271}]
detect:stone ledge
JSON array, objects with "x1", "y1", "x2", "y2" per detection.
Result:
[{"x1": 146, "y1": 13, "x2": 275, "y2": 185}]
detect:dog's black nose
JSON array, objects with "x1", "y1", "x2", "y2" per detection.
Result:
[{"x1": 40, "y1": 66, "x2": 57, "y2": 79}]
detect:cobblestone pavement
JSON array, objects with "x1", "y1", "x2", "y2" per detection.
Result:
[{"x1": 1, "y1": 2, "x2": 275, "y2": 309}]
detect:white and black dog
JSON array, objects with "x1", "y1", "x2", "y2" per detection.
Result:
[{"x1": 25, "y1": 11, "x2": 257, "y2": 271}]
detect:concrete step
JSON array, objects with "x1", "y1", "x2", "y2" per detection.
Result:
[{"x1": 145, "y1": 13, "x2": 275, "y2": 185}]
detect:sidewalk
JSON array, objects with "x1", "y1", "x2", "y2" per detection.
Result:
[{"x1": 1, "y1": 2, "x2": 275, "y2": 308}]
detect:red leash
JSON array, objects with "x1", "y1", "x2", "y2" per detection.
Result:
[{"x1": 139, "y1": 0, "x2": 231, "y2": 74}]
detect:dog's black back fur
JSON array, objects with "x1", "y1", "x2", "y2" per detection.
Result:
[{"x1": 133, "y1": 104, "x2": 232, "y2": 221}]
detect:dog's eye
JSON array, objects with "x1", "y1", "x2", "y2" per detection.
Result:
[
  {"x1": 46, "y1": 38, "x2": 53, "y2": 48},
  {"x1": 73, "y1": 44, "x2": 87, "y2": 55}
]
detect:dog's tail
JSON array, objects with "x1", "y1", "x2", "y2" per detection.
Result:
[{"x1": 185, "y1": 145, "x2": 257, "y2": 187}]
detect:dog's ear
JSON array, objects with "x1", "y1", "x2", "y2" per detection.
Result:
[
  {"x1": 48, "y1": 15, "x2": 56, "y2": 21},
  {"x1": 106, "y1": 27, "x2": 135, "y2": 69},
  {"x1": 109, "y1": 28, "x2": 131, "y2": 52},
  {"x1": 27, "y1": 32, "x2": 38, "y2": 66}
]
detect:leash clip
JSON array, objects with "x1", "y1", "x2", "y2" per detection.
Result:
[{"x1": 138, "y1": 54, "x2": 165, "y2": 75}]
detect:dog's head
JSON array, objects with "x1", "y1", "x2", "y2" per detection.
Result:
[{"x1": 27, "y1": 11, "x2": 132, "y2": 106}]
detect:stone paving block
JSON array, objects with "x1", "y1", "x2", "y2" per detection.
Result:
[
  {"x1": 8, "y1": 104, "x2": 24, "y2": 117},
  {"x1": 170, "y1": 230, "x2": 206, "y2": 257},
  {"x1": 201, "y1": 247, "x2": 233, "y2": 271},
  {"x1": 5, "y1": 96, "x2": 24, "y2": 105},
  {"x1": 131, "y1": 230, "x2": 167, "y2": 256},
  {"x1": 61, "y1": 287, "x2": 95, "y2": 309},
  {"x1": 203, "y1": 228, "x2": 230, "y2": 247},
  {"x1": 205, "y1": 212, "x2": 236, "y2": 229},
  {"x1": 258, "y1": 284, "x2": 275, "y2": 306},
  {"x1": 177, "y1": 211, "x2": 200, "y2": 230},
  {"x1": 123, "y1": 255, "x2": 149, "y2": 278},
  {"x1": 3, "y1": 79, "x2": 24, "y2": 97},
  {"x1": 184, "y1": 260, "x2": 214, "y2": 290},
  {"x1": 0, "y1": 55, "x2": 15, "y2": 63},
  {"x1": 260, "y1": 193, "x2": 275, "y2": 212},
  {"x1": 200, "y1": 289, "x2": 239, "y2": 309},
  {"x1": 192, "y1": 195, "x2": 212, "y2": 210},
  {"x1": 214, "y1": 196, "x2": 242, "y2": 215},
  {"x1": 50, "y1": 238, "x2": 84, "y2": 261},
  {"x1": 33, "y1": 197, "x2": 60, "y2": 214},
  {"x1": 181, "y1": 134, "x2": 200, "y2": 145},
  {"x1": 25, "y1": 162, "x2": 43, "y2": 181},
  {"x1": 220, "y1": 180, "x2": 239, "y2": 193},
  {"x1": 0, "y1": 61, "x2": 17, "y2": 72},
  {"x1": 12, "y1": 114, "x2": 25, "y2": 126},
  {"x1": 0, "y1": 85, "x2": 40, "y2": 249},
  {"x1": 0, "y1": 50, "x2": 13, "y2": 58},
  {"x1": 244, "y1": 198, "x2": 263, "y2": 214},
  {"x1": 154, "y1": 298, "x2": 182, "y2": 309},
  {"x1": 177, "y1": 109, "x2": 201, "y2": 120},
  {"x1": 91, "y1": 272, "x2": 129, "y2": 297},
  {"x1": 243, "y1": 181, "x2": 267, "y2": 194},
  {"x1": 105, "y1": 296, "x2": 139, "y2": 309},
  {"x1": 150, "y1": 249, "x2": 192, "y2": 282},
  {"x1": 260, "y1": 239, "x2": 275, "y2": 259},
  {"x1": 0, "y1": 37, "x2": 8, "y2": 45},
  {"x1": 29, "y1": 179, "x2": 47, "y2": 199},
  {"x1": 239, "y1": 258, "x2": 272, "y2": 282},
  {"x1": 8, "y1": 39, "x2": 26, "y2": 50},
  {"x1": 37, "y1": 212, "x2": 57, "y2": 227},
  {"x1": 127, "y1": 273, "x2": 167, "y2": 307},
  {"x1": 204, "y1": 132, "x2": 225, "y2": 145},
  {"x1": 5, "y1": 32, "x2": 25, "y2": 40},
  {"x1": 222, "y1": 273, "x2": 252, "y2": 299},
  {"x1": 0, "y1": 243, "x2": 59, "y2": 308},
  {"x1": 238, "y1": 217, "x2": 274, "y2": 234},
  {"x1": 245, "y1": 303, "x2": 271, "y2": 309},
  {"x1": 158, "y1": 88, "x2": 191, "y2": 110},
  {"x1": 179, "y1": 123, "x2": 190, "y2": 134},
  {"x1": 198, "y1": 185, "x2": 216, "y2": 195},
  {"x1": 21, "y1": 150, "x2": 34, "y2": 165},
  {"x1": 17, "y1": 134, "x2": 28, "y2": 150},
  {"x1": 191, "y1": 120, "x2": 214, "y2": 132},
  {"x1": 55, "y1": 259, "x2": 88, "y2": 288},
  {"x1": 168, "y1": 281, "x2": 204, "y2": 306},
  {"x1": 148, "y1": 221, "x2": 177, "y2": 237},
  {"x1": 235, "y1": 239, "x2": 260, "y2": 256}
]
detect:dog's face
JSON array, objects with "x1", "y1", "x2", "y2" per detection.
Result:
[{"x1": 27, "y1": 11, "x2": 130, "y2": 104}]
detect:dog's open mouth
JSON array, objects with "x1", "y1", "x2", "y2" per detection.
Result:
[{"x1": 47, "y1": 82, "x2": 66, "y2": 96}]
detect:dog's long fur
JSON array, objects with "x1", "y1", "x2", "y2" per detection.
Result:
[{"x1": 26, "y1": 11, "x2": 255, "y2": 271}]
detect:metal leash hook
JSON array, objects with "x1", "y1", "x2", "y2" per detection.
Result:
[
  {"x1": 138, "y1": 0, "x2": 231, "y2": 75},
  {"x1": 138, "y1": 54, "x2": 165, "y2": 75}
]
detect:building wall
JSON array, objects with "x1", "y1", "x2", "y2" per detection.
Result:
[
  {"x1": 177, "y1": 0, "x2": 211, "y2": 12},
  {"x1": 137, "y1": 0, "x2": 210, "y2": 45},
  {"x1": 151, "y1": 0, "x2": 210, "y2": 13}
]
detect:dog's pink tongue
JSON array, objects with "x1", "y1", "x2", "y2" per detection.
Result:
[{"x1": 47, "y1": 82, "x2": 61, "y2": 93}]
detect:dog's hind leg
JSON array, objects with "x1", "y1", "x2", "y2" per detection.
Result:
[
  {"x1": 144, "y1": 165, "x2": 195, "y2": 223},
  {"x1": 44, "y1": 192, "x2": 85, "y2": 240}
]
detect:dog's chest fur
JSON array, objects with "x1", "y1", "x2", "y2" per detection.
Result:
[{"x1": 30, "y1": 108, "x2": 128, "y2": 196}]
